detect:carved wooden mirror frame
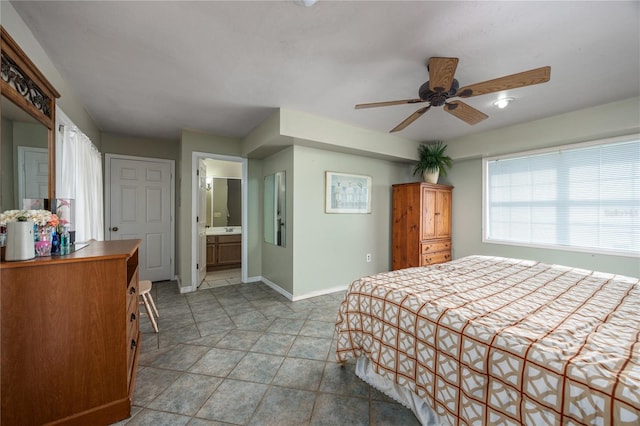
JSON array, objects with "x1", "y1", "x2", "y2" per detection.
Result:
[{"x1": 1, "y1": 26, "x2": 60, "y2": 202}]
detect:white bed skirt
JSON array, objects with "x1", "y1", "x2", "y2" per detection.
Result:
[{"x1": 355, "y1": 356, "x2": 443, "y2": 426}]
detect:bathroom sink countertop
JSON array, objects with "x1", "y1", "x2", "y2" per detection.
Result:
[{"x1": 206, "y1": 227, "x2": 242, "y2": 235}]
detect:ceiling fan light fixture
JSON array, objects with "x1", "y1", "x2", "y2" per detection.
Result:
[{"x1": 493, "y1": 97, "x2": 515, "y2": 109}]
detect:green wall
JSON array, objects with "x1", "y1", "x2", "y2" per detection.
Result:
[
  {"x1": 446, "y1": 97, "x2": 640, "y2": 278},
  {"x1": 262, "y1": 147, "x2": 294, "y2": 294},
  {"x1": 249, "y1": 110, "x2": 420, "y2": 299},
  {"x1": 101, "y1": 133, "x2": 178, "y2": 161},
  {"x1": 246, "y1": 158, "x2": 263, "y2": 279},
  {"x1": 291, "y1": 145, "x2": 414, "y2": 297}
]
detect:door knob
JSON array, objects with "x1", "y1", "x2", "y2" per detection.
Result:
[{"x1": 111, "y1": 226, "x2": 119, "y2": 232}]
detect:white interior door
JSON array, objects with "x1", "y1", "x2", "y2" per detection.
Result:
[
  {"x1": 18, "y1": 146, "x2": 48, "y2": 205},
  {"x1": 108, "y1": 157, "x2": 172, "y2": 282},
  {"x1": 197, "y1": 159, "x2": 207, "y2": 287}
]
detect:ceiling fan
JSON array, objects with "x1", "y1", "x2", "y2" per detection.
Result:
[{"x1": 355, "y1": 57, "x2": 551, "y2": 132}]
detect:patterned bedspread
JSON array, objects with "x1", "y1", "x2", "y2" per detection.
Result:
[{"x1": 335, "y1": 256, "x2": 640, "y2": 425}]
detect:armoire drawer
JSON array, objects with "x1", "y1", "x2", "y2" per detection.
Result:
[
  {"x1": 421, "y1": 241, "x2": 451, "y2": 254},
  {"x1": 421, "y1": 251, "x2": 451, "y2": 266}
]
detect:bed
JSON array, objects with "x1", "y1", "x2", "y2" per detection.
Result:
[{"x1": 335, "y1": 255, "x2": 639, "y2": 425}]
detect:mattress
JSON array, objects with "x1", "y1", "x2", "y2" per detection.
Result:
[{"x1": 335, "y1": 255, "x2": 640, "y2": 425}]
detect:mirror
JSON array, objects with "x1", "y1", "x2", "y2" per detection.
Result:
[
  {"x1": 264, "y1": 171, "x2": 286, "y2": 247},
  {"x1": 1, "y1": 27, "x2": 59, "y2": 212},
  {"x1": 1, "y1": 96, "x2": 49, "y2": 211},
  {"x1": 205, "y1": 177, "x2": 241, "y2": 227}
]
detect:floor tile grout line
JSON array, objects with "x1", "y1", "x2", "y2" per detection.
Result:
[
  {"x1": 132, "y1": 364, "x2": 404, "y2": 424},
  {"x1": 126, "y1": 281, "x2": 418, "y2": 425},
  {"x1": 131, "y1": 367, "x2": 379, "y2": 424}
]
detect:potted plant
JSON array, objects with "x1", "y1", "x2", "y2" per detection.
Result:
[{"x1": 412, "y1": 141, "x2": 452, "y2": 184}]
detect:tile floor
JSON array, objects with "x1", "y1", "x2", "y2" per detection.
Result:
[{"x1": 114, "y1": 269, "x2": 420, "y2": 425}]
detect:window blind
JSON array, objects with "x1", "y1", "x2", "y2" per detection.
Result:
[{"x1": 484, "y1": 137, "x2": 640, "y2": 256}]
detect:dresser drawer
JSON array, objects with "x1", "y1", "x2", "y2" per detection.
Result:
[
  {"x1": 421, "y1": 251, "x2": 451, "y2": 266},
  {"x1": 206, "y1": 235, "x2": 216, "y2": 244},
  {"x1": 217, "y1": 234, "x2": 241, "y2": 244},
  {"x1": 126, "y1": 293, "x2": 139, "y2": 372},
  {"x1": 126, "y1": 300, "x2": 139, "y2": 339},
  {"x1": 127, "y1": 324, "x2": 139, "y2": 384},
  {"x1": 126, "y1": 280, "x2": 138, "y2": 315},
  {"x1": 421, "y1": 240, "x2": 451, "y2": 254}
]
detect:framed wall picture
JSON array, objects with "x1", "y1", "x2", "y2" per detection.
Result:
[{"x1": 325, "y1": 171, "x2": 371, "y2": 214}]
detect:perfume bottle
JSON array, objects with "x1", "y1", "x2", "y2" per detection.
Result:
[
  {"x1": 51, "y1": 228, "x2": 60, "y2": 254},
  {"x1": 60, "y1": 225, "x2": 71, "y2": 254}
]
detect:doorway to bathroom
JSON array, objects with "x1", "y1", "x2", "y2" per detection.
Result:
[{"x1": 191, "y1": 152, "x2": 247, "y2": 291}]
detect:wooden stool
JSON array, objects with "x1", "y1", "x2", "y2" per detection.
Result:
[{"x1": 139, "y1": 280, "x2": 159, "y2": 333}]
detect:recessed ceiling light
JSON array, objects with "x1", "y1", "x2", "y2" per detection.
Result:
[{"x1": 493, "y1": 97, "x2": 515, "y2": 109}]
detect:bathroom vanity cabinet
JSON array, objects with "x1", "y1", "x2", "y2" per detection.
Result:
[
  {"x1": 206, "y1": 234, "x2": 241, "y2": 270},
  {"x1": 0, "y1": 239, "x2": 141, "y2": 425}
]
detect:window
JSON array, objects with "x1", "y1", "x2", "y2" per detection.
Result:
[
  {"x1": 483, "y1": 135, "x2": 639, "y2": 257},
  {"x1": 56, "y1": 107, "x2": 104, "y2": 242}
]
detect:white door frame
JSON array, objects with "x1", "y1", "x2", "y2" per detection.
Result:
[
  {"x1": 197, "y1": 158, "x2": 207, "y2": 287},
  {"x1": 191, "y1": 151, "x2": 248, "y2": 291},
  {"x1": 105, "y1": 153, "x2": 176, "y2": 280}
]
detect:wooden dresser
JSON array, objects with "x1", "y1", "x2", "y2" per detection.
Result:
[
  {"x1": 392, "y1": 182, "x2": 453, "y2": 270},
  {"x1": 0, "y1": 239, "x2": 141, "y2": 425}
]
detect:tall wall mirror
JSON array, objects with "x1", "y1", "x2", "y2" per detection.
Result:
[
  {"x1": 205, "y1": 177, "x2": 241, "y2": 227},
  {"x1": 1, "y1": 27, "x2": 59, "y2": 212},
  {"x1": 264, "y1": 171, "x2": 286, "y2": 247}
]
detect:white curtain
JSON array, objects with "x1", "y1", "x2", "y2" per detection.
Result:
[{"x1": 58, "y1": 125, "x2": 104, "y2": 242}]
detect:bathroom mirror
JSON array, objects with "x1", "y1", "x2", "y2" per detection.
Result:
[
  {"x1": 264, "y1": 171, "x2": 286, "y2": 246},
  {"x1": 205, "y1": 177, "x2": 241, "y2": 227},
  {"x1": 1, "y1": 27, "x2": 59, "y2": 211}
]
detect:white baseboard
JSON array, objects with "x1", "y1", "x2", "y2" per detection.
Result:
[
  {"x1": 176, "y1": 276, "x2": 193, "y2": 294},
  {"x1": 259, "y1": 277, "x2": 347, "y2": 301},
  {"x1": 260, "y1": 276, "x2": 294, "y2": 300},
  {"x1": 291, "y1": 285, "x2": 348, "y2": 301},
  {"x1": 176, "y1": 273, "x2": 347, "y2": 300}
]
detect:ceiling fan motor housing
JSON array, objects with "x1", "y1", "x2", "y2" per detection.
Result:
[{"x1": 419, "y1": 78, "x2": 459, "y2": 106}]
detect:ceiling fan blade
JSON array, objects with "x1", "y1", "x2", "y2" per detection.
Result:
[
  {"x1": 355, "y1": 99, "x2": 425, "y2": 109},
  {"x1": 390, "y1": 106, "x2": 431, "y2": 132},
  {"x1": 444, "y1": 101, "x2": 488, "y2": 125},
  {"x1": 428, "y1": 57, "x2": 459, "y2": 92},
  {"x1": 457, "y1": 66, "x2": 551, "y2": 98}
]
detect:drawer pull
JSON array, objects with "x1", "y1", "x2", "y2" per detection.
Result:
[
  {"x1": 131, "y1": 339, "x2": 137, "y2": 349},
  {"x1": 130, "y1": 313, "x2": 136, "y2": 322},
  {"x1": 129, "y1": 286, "x2": 136, "y2": 295}
]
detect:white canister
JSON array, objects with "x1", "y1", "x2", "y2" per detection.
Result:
[{"x1": 5, "y1": 220, "x2": 35, "y2": 261}]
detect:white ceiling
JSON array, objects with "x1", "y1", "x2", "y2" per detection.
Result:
[{"x1": 10, "y1": 1, "x2": 640, "y2": 142}]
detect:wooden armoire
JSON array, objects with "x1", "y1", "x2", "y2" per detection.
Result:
[{"x1": 392, "y1": 182, "x2": 453, "y2": 270}]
